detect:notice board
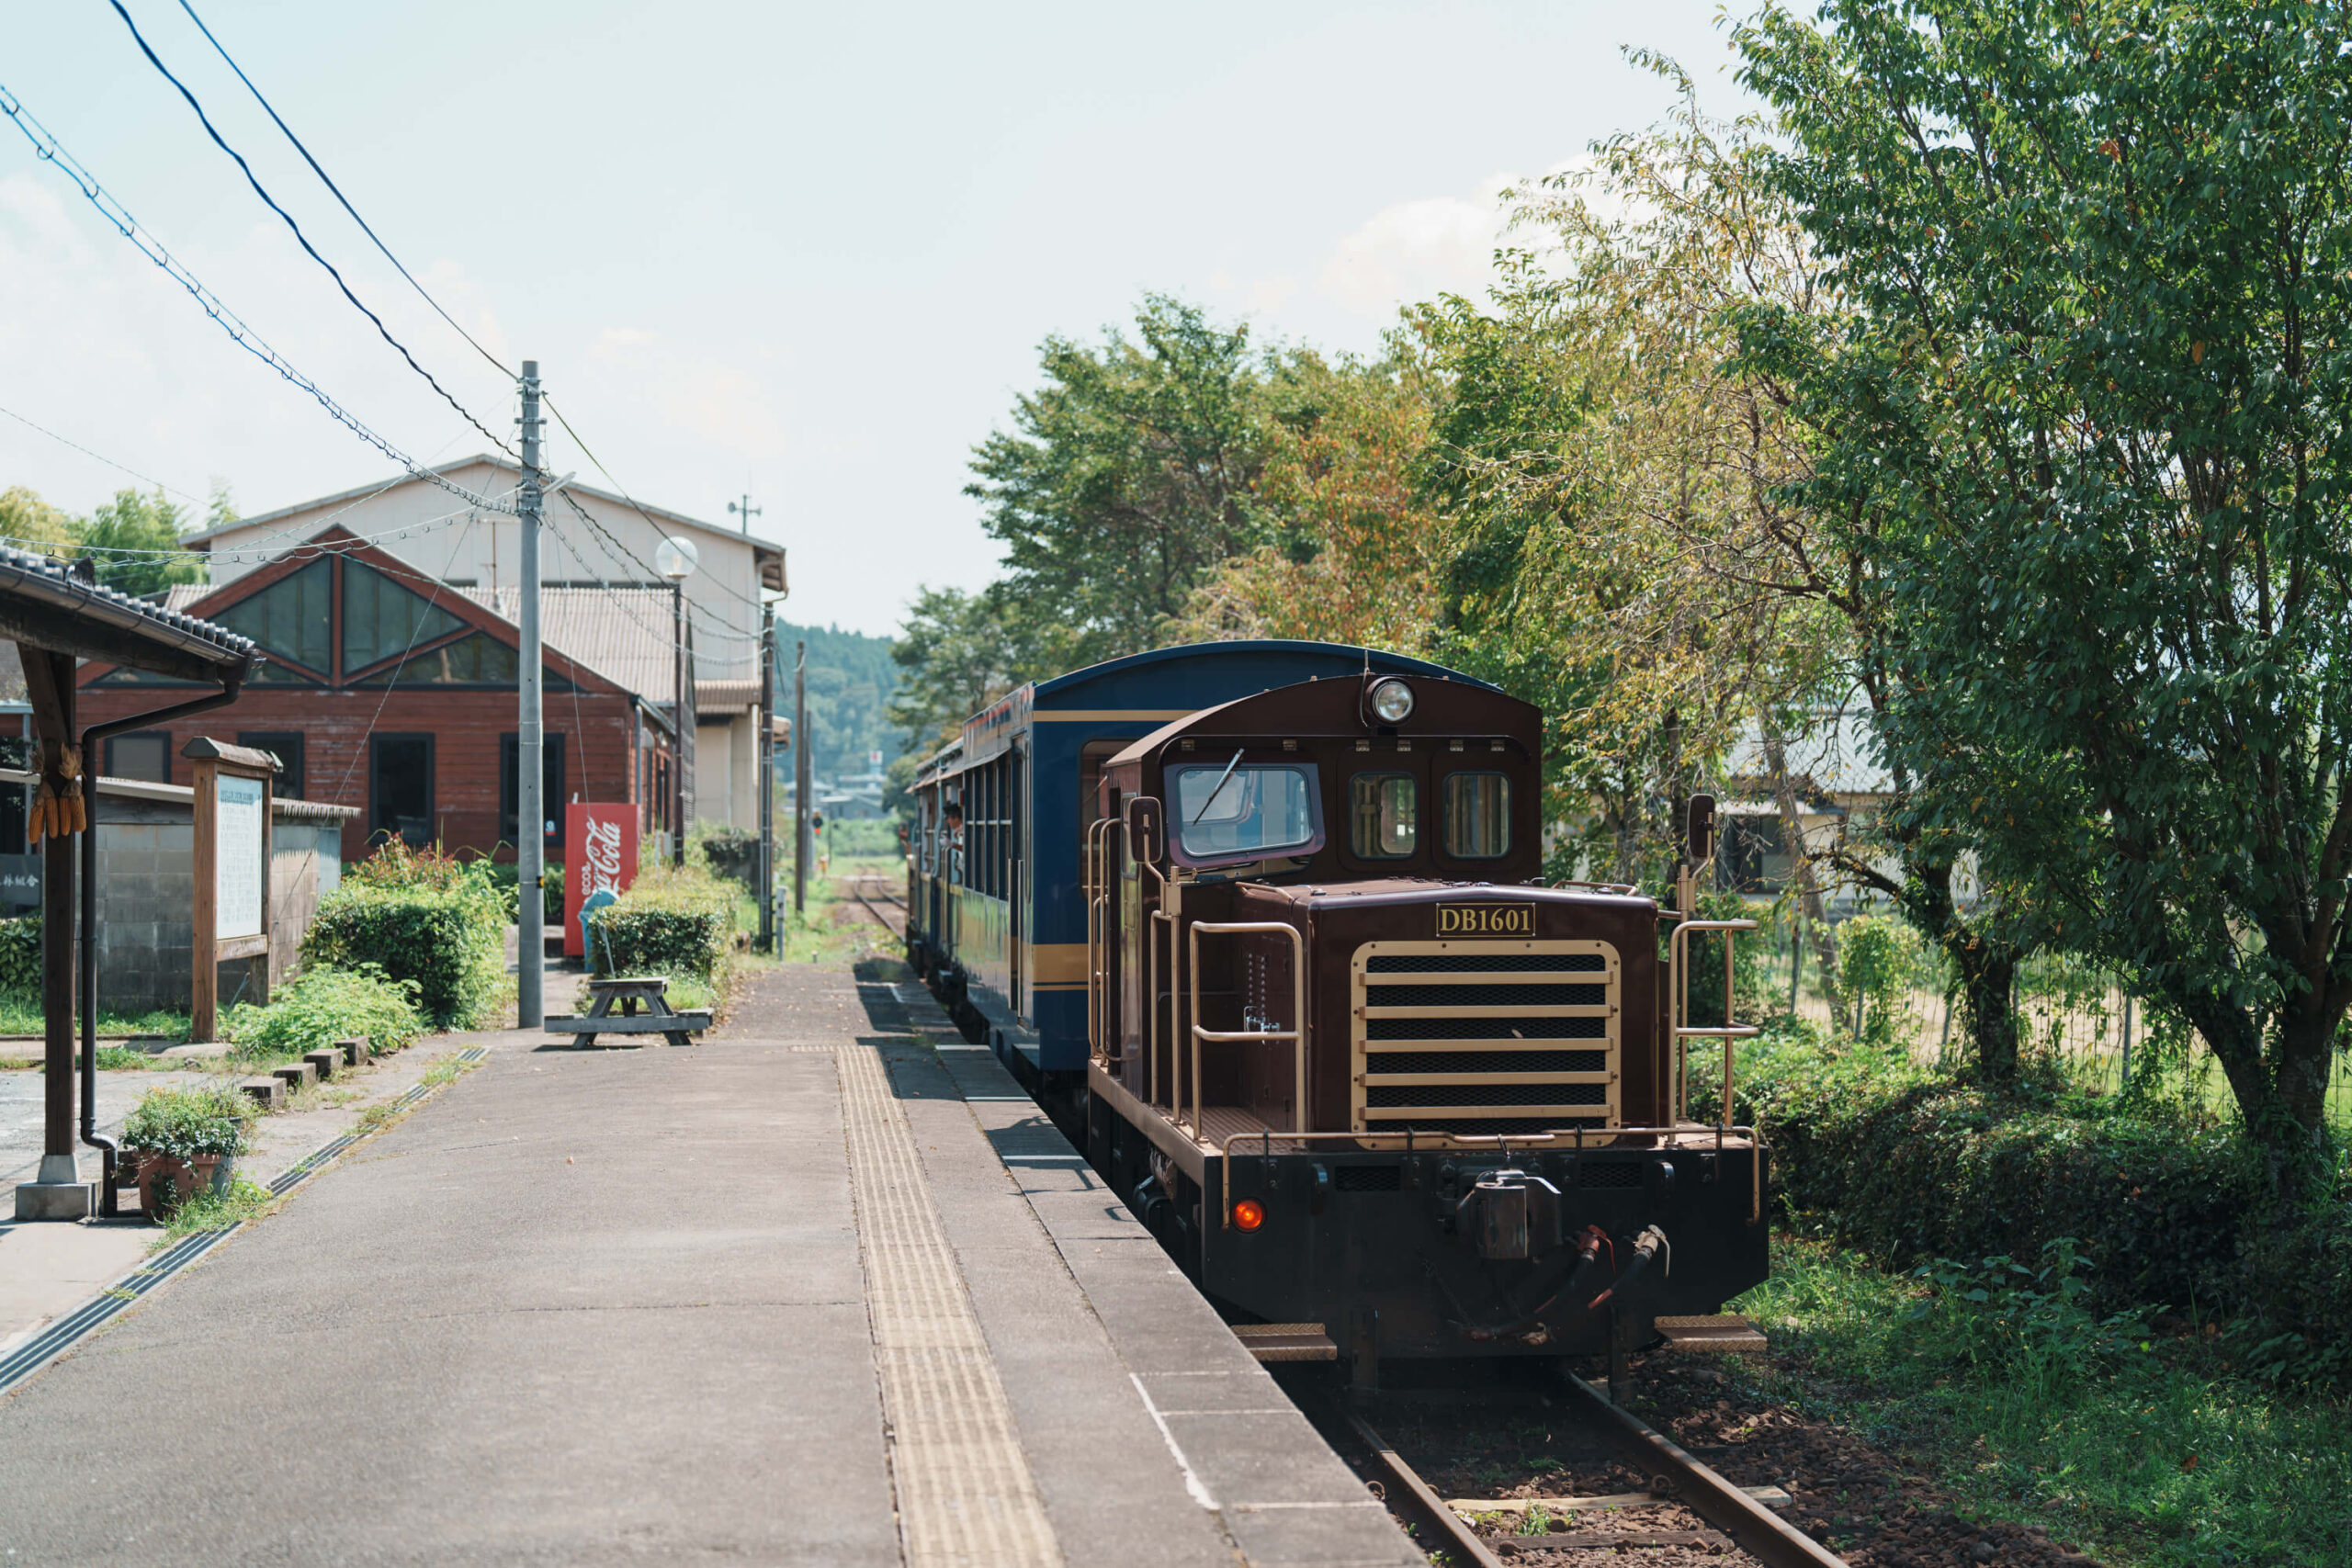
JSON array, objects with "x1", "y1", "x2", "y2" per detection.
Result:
[{"x1": 214, "y1": 773, "x2": 266, "y2": 941}]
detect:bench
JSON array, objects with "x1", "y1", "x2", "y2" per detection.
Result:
[{"x1": 547, "y1": 976, "x2": 711, "y2": 1050}]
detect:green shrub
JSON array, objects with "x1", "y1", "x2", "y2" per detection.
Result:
[
  {"x1": 586, "y1": 863, "x2": 735, "y2": 980},
  {"x1": 121, "y1": 1080, "x2": 254, "y2": 1161},
  {"x1": 1697, "y1": 1027, "x2": 2352, "y2": 1379},
  {"x1": 223, "y1": 964, "x2": 424, "y2": 1063},
  {"x1": 0, "y1": 913, "x2": 39, "y2": 993},
  {"x1": 303, "y1": 842, "x2": 508, "y2": 1026},
  {"x1": 1836, "y1": 913, "x2": 1921, "y2": 1044},
  {"x1": 542, "y1": 863, "x2": 564, "y2": 925},
  {"x1": 700, "y1": 827, "x2": 759, "y2": 888}
]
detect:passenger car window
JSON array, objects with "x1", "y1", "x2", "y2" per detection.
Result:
[
  {"x1": 1442, "y1": 772, "x2": 1511, "y2": 858},
  {"x1": 1350, "y1": 773, "x2": 1417, "y2": 859},
  {"x1": 1170, "y1": 761, "x2": 1319, "y2": 861}
]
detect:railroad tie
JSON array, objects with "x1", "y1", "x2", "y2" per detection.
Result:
[{"x1": 835, "y1": 1043, "x2": 1063, "y2": 1568}]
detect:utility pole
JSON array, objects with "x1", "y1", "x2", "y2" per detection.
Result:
[
  {"x1": 671, "y1": 582, "x2": 686, "y2": 867},
  {"x1": 517, "y1": 360, "x2": 544, "y2": 1030},
  {"x1": 757, "y1": 606, "x2": 775, "y2": 952},
  {"x1": 793, "y1": 639, "x2": 808, "y2": 915}
]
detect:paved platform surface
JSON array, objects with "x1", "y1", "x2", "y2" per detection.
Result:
[{"x1": 0, "y1": 960, "x2": 1419, "y2": 1567}]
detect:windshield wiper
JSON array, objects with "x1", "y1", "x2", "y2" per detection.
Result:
[{"x1": 1191, "y1": 747, "x2": 1247, "y2": 825}]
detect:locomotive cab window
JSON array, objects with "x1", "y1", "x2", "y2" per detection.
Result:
[
  {"x1": 1442, "y1": 771, "x2": 1512, "y2": 858},
  {"x1": 1170, "y1": 760, "x2": 1320, "y2": 863},
  {"x1": 1350, "y1": 772, "x2": 1417, "y2": 859}
]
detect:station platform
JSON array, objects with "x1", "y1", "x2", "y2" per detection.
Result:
[{"x1": 0, "y1": 961, "x2": 1420, "y2": 1568}]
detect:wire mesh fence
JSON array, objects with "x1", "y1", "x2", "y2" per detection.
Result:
[{"x1": 1757, "y1": 907, "x2": 2352, "y2": 1128}]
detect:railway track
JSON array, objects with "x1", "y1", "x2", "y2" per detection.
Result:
[
  {"x1": 1302, "y1": 1368, "x2": 1849, "y2": 1568},
  {"x1": 846, "y1": 873, "x2": 905, "y2": 937}
]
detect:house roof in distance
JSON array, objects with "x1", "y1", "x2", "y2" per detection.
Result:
[{"x1": 177, "y1": 455, "x2": 786, "y2": 592}]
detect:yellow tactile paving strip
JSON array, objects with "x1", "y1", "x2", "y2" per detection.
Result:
[{"x1": 835, "y1": 1043, "x2": 1064, "y2": 1568}]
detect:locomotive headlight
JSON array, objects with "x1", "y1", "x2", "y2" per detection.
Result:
[
  {"x1": 1232, "y1": 1198, "x2": 1267, "y2": 1232},
  {"x1": 1368, "y1": 677, "x2": 1415, "y2": 725}
]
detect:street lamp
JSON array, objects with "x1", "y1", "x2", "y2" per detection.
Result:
[{"x1": 657, "y1": 536, "x2": 698, "y2": 867}]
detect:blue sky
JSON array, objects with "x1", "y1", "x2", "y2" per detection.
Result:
[{"x1": 0, "y1": 1, "x2": 1752, "y2": 634}]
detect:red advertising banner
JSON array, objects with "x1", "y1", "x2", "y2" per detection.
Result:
[{"x1": 564, "y1": 802, "x2": 639, "y2": 958}]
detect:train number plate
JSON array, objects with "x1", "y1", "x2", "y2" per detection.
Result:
[{"x1": 1434, "y1": 902, "x2": 1535, "y2": 937}]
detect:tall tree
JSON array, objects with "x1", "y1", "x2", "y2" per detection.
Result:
[
  {"x1": 967, "y1": 296, "x2": 1283, "y2": 671},
  {"x1": 0, "y1": 486, "x2": 79, "y2": 558},
  {"x1": 80, "y1": 488, "x2": 204, "y2": 599},
  {"x1": 887, "y1": 585, "x2": 1036, "y2": 757},
  {"x1": 1739, "y1": 0, "x2": 2352, "y2": 1157},
  {"x1": 1170, "y1": 334, "x2": 1449, "y2": 650}
]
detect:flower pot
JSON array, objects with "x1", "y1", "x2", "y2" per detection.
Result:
[{"x1": 129, "y1": 1152, "x2": 234, "y2": 1219}]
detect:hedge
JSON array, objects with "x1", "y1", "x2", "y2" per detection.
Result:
[
  {"x1": 0, "y1": 913, "x2": 38, "y2": 993},
  {"x1": 1698, "y1": 1031, "x2": 2352, "y2": 1376},
  {"x1": 302, "y1": 879, "x2": 506, "y2": 1027},
  {"x1": 585, "y1": 863, "x2": 735, "y2": 980}
]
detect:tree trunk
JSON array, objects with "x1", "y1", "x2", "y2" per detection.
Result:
[
  {"x1": 1759, "y1": 722, "x2": 1838, "y2": 999},
  {"x1": 1952, "y1": 937, "x2": 2020, "y2": 1087}
]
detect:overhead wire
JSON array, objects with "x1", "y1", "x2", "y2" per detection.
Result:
[
  {"x1": 544, "y1": 396, "x2": 772, "y2": 613},
  {"x1": 0, "y1": 402, "x2": 204, "y2": 505},
  {"x1": 103, "y1": 0, "x2": 516, "y2": 460},
  {"x1": 169, "y1": 0, "x2": 516, "y2": 384},
  {"x1": 0, "y1": 83, "x2": 513, "y2": 516}
]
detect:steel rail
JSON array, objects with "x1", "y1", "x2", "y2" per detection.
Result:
[
  {"x1": 849, "y1": 874, "x2": 905, "y2": 937},
  {"x1": 1328, "y1": 1401, "x2": 1506, "y2": 1568},
  {"x1": 1556, "y1": 1370, "x2": 1849, "y2": 1568}
]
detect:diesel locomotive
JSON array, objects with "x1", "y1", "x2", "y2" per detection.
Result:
[{"x1": 907, "y1": 640, "x2": 1767, "y2": 1383}]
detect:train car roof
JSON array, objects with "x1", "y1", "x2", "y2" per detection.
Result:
[{"x1": 915, "y1": 641, "x2": 1495, "y2": 784}]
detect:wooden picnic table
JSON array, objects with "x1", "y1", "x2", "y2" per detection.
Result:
[{"x1": 547, "y1": 976, "x2": 711, "y2": 1049}]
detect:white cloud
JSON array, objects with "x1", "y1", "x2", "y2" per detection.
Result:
[{"x1": 1314, "y1": 170, "x2": 1521, "y2": 318}]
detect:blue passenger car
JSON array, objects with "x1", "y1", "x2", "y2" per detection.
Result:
[{"x1": 906, "y1": 641, "x2": 1476, "y2": 1077}]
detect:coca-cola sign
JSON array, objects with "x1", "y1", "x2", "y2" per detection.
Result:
[{"x1": 564, "y1": 803, "x2": 639, "y2": 957}]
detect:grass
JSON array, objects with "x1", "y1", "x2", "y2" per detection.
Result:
[
  {"x1": 149, "y1": 1176, "x2": 277, "y2": 1247},
  {"x1": 1732, "y1": 1235, "x2": 2352, "y2": 1567},
  {"x1": 0, "y1": 994, "x2": 190, "y2": 1041},
  {"x1": 0, "y1": 1045, "x2": 178, "y2": 1071}
]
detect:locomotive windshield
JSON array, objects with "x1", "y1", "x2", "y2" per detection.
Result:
[{"x1": 1171, "y1": 761, "x2": 1319, "y2": 861}]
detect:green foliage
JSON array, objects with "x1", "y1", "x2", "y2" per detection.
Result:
[
  {"x1": 888, "y1": 585, "x2": 1040, "y2": 757},
  {"x1": 120, "y1": 1080, "x2": 254, "y2": 1162},
  {"x1": 0, "y1": 913, "x2": 40, "y2": 993},
  {"x1": 303, "y1": 841, "x2": 507, "y2": 1026},
  {"x1": 1704, "y1": 1030, "x2": 2352, "y2": 1372},
  {"x1": 775, "y1": 618, "x2": 899, "y2": 780},
  {"x1": 156, "y1": 1175, "x2": 271, "y2": 1242},
  {"x1": 1736, "y1": 0, "x2": 2352, "y2": 1150},
  {"x1": 967, "y1": 294, "x2": 1288, "y2": 672},
  {"x1": 1836, "y1": 913, "x2": 1921, "y2": 1046},
  {"x1": 586, "y1": 863, "x2": 736, "y2": 981},
  {"x1": 700, "y1": 827, "x2": 759, "y2": 888},
  {"x1": 0, "y1": 486, "x2": 79, "y2": 556},
  {"x1": 78, "y1": 488, "x2": 205, "y2": 599},
  {"x1": 223, "y1": 964, "x2": 424, "y2": 1064},
  {"x1": 1743, "y1": 1235, "x2": 2352, "y2": 1568}
]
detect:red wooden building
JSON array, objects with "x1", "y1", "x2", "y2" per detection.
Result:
[{"x1": 76, "y1": 529, "x2": 681, "y2": 864}]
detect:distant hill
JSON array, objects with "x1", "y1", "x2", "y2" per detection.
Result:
[{"x1": 775, "y1": 621, "x2": 898, "y2": 780}]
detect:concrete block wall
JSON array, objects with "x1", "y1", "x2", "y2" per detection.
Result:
[{"x1": 95, "y1": 819, "x2": 197, "y2": 1016}]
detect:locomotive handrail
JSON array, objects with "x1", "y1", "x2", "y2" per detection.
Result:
[
  {"x1": 1186, "y1": 920, "x2": 1307, "y2": 1145},
  {"x1": 1146, "y1": 862, "x2": 1175, "y2": 1113},
  {"x1": 1668, "y1": 918, "x2": 1759, "y2": 1130},
  {"x1": 1216, "y1": 1122, "x2": 1767, "y2": 1231}
]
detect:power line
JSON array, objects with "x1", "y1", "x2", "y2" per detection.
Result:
[
  {"x1": 543, "y1": 395, "x2": 769, "y2": 613},
  {"x1": 0, "y1": 402, "x2": 204, "y2": 504},
  {"x1": 0, "y1": 82, "x2": 514, "y2": 517},
  {"x1": 103, "y1": 1, "x2": 515, "y2": 459},
  {"x1": 169, "y1": 0, "x2": 516, "y2": 385}
]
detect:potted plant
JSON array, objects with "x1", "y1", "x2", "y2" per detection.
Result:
[{"x1": 120, "y1": 1081, "x2": 254, "y2": 1220}]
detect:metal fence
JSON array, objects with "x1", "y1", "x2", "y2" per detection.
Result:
[{"x1": 1767, "y1": 918, "x2": 2352, "y2": 1127}]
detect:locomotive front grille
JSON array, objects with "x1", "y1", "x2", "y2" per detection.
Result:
[{"x1": 1349, "y1": 939, "x2": 1621, "y2": 1135}]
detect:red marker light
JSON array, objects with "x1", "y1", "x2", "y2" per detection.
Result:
[{"x1": 1232, "y1": 1199, "x2": 1266, "y2": 1232}]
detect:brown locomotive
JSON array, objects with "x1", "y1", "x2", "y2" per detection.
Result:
[{"x1": 910, "y1": 642, "x2": 1767, "y2": 1383}]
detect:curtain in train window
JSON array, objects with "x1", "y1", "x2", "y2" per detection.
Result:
[
  {"x1": 1349, "y1": 773, "x2": 1417, "y2": 859},
  {"x1": 1442, "y1": 772, "x2": 1511, "y2": 858}
]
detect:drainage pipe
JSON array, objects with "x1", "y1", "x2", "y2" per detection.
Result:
[{"x1": 79, "y1": 676, "x2": 248, "y2": 1215}]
